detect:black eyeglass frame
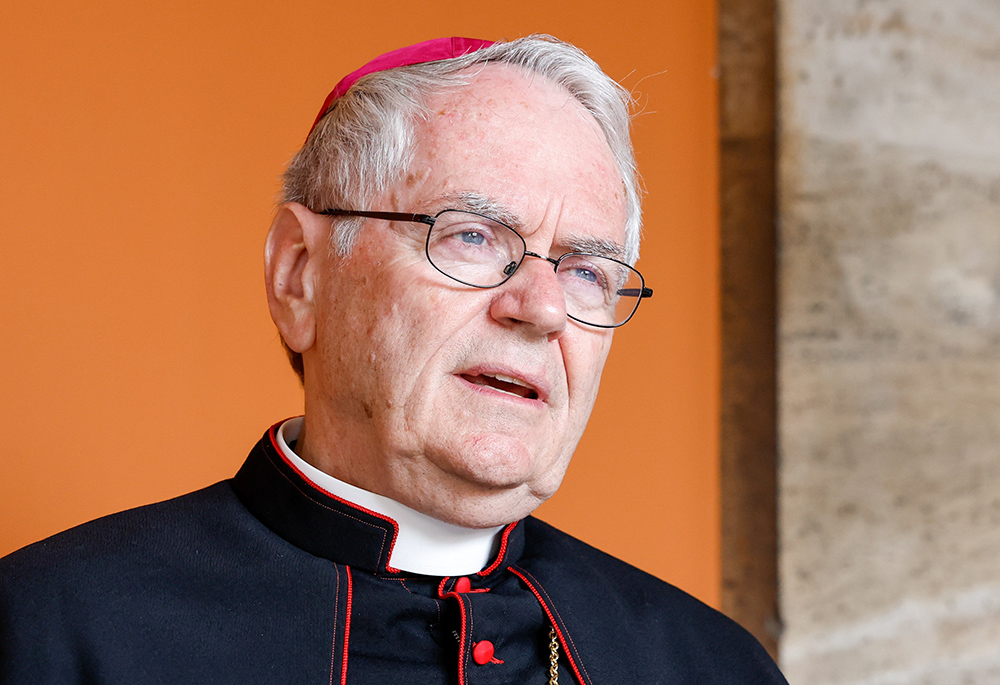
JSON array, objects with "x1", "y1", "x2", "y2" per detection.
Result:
[{"x1": 318, "y1": 208, "x2": 653, "y2": 328}]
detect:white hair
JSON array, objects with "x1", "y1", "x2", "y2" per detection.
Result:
[{"x1": 283, "y1": 34, "x2": 642, "y2": 265}]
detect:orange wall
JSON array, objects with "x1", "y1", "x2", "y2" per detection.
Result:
[{"x1": 0, "y1": 1, "x2": 719, "y2": 605}]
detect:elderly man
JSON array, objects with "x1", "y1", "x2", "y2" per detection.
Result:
[{"x1": 1, "y1": 36, "x2": 786, "y2": 683}]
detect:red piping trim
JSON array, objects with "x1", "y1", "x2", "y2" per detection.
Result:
[
  {"x1": 477, "y1": 521, "x2": 517, "y2": 576},
  {"x1": 439, "y1": 589, "x2": 470, "y2": 685},
  {"x1": 340, "y1": 566, "x2": 353, "y2": 685},
  {"x1": 508, "y1": 567, "x2": 588, "y2": 685},
  {"x1": 267, "y1": 421, "x2": 402, "y2": 573},
  {"x1": 328, "y1": 566, "x2": 341, "y2": 685}
]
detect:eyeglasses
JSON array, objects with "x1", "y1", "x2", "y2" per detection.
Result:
[{"x1": 318, "y1": 208, "x2": 653, "y2": 328}]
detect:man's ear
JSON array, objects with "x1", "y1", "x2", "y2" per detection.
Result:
[{"x1": 264, "y1": 202, "x2": 329, "y2": 355}]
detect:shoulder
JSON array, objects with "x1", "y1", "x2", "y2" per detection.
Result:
[
  {"x1": 518, "y1": 516, "x2": 787, "y2": 684},
  {"x1": 0, "y1": 482, "x2": 258, "y2": 610},
  {"x1": 521, "y1": 515, "x2": 712, "y2": 614},
  {"x1": 0, "y1": 483, "x2": 245, "y2": 680},
  {"x1": 2, "y1": 482, "x2": 235, "y2": 573}
]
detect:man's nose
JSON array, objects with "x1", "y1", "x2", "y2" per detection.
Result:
[{"x1": 488, "y1": 255, "x2": 568, "y2": 340}]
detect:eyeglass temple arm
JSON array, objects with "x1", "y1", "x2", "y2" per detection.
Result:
[
  {"x1": 318, "y1": 209, "x2": 436, "y2": 226},
  {"x1": 617, "y1": 287, "x2": 653, "y2": 299}
]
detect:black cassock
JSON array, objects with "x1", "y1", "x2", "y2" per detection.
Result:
[{"x1": 1, "y1": 423, "x2": 786, "y2": 684}]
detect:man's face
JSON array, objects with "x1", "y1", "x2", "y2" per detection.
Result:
[{"x1": 301, "y1": 64, "x2": 628, "y2": 527}]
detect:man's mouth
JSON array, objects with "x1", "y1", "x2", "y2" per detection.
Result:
[{"x1": 460, "y1": 373, "x2": 539, "y2": 400}]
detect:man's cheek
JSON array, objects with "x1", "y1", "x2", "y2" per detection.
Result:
[{"x1": 566, "y1": 338, "x2": 610, "y2": 399}]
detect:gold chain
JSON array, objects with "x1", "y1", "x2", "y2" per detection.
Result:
[{"x1": 548, "y1": 625, "x2": 559, "y2": 685}]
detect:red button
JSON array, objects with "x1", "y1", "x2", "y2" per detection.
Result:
[
  {"x1": 454, "y1": 577, "x2": 471, "y2": 593},
  {"x1": 472, "y1": 640, "x2": 494, "y2": 665}
]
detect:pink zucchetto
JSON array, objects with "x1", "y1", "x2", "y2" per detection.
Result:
[{"x1": 306, "y1": 37, "x2": 496, "y2": 138}]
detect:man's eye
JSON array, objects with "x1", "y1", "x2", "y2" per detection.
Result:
[
  {"x1": 440, "y1": 223, "x2": 497, "y2": 248},
  {"x1": 563, "y1": 261, "x2": 610, "y2": 287},
  {"x1": 459, "y1": 231, "x2": 486, "y2": 245},
  {"x1": 567, "y1": 266, "x2": 599, "y2": 284}
]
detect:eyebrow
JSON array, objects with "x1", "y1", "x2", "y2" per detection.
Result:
[
  {"x1": 435, "y1": 192, "x2": 524, "y2": 230},
  {"x1": 562, "y1": 235, "x2": 626, "y2": 261},
  {"x1": 434, "y1": 191, "x2": 626, "y2": 260}
]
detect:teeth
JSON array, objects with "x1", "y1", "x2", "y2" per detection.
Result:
[
  {"x1": 493, "y1": 386, "x2": 523, "y2": 397},
  {"x1": 488, "y1": 373, "x2": 529, "y2": 388}
]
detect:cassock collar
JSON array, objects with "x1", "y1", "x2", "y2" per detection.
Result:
[
  {"x1": 274, "y1": 417, "x2": 503, "y2": 576},
  {"x1": 231, "y1": 421, "x2": 523, "y2": 578}
]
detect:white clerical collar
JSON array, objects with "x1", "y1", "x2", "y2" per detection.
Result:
[{"x1": 275, "y1": 417, "x2": 504, "y2": 576}]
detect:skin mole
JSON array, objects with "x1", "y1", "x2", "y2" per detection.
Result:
[{"x1": 404, "y1": 169, "x2": 430, "y2": 186}]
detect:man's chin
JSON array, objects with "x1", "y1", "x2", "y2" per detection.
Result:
[
  {"x1": 411, "y1": 438, "x2": 568, "y2": 527},
  {"x1": 429, "y1": 431, "x2": 544, "y2": 487}
]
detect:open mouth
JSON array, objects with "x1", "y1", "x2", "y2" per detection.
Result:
[{"x1": 460, "y1": 373, "x2": 539, "y2": 400}]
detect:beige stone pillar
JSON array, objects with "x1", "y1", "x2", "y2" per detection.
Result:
[{"x1": 778, "y1": 0, "x2": 1000, "y2": 682}]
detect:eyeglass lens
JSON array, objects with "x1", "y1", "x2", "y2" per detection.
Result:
[{"x1": 425, "y1": 210, "x2": 644, "y2": 327}]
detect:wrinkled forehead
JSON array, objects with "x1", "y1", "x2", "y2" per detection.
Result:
[
  {"x1": 404, "y1": 64, "x2": 628, "y2": 246},
  {"x1": 424, "y1": 64, "x2": 602, "y2": 137}
]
